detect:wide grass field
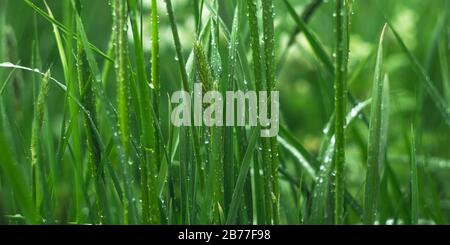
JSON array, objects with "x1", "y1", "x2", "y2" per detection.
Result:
[{"x1": 0, "y1": 0, "x2": 449, "y2": 225}]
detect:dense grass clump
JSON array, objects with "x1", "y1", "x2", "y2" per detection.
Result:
[{"x1": 0, "y1": 0, "x2": 449, "y2": 225}]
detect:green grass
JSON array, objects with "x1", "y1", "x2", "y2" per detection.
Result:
[
  {"x1": 363, "y1": 25, "x2": 388, "y2": 225},
  {"x1": 0, "y1": 0, "x2": 449, "y2": 225},
  {"x1": 333, "y1": 0, "x2": 348, "y2": 225}
]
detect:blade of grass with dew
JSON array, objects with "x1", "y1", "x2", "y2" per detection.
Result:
[
  {"x1": 114, "y1": 0, "x2": 131, "y2": 169},
  {"x1": 209, "y1": 5, "x2": 226, "y2": 223},
  {"x1": 127, "y1": 0, "x2": 159, "y2": 224},
  {"x1": 364, "y1": 25, "x2": 388, "y2": 225},
  {"x1": 387, "y1": 21, "x2": 450, "y2": 127},
  {"x1": 279, "y1": 97, "x2": 369, "y2": 222},
  {"x1": 164, "y1": 0, "x2": 205, "y2": 195},
  {"x1": 246, "y1": 0, "x2": 272, "y2": 224},
  {"x1": 226, "y1": 126, "x2": 260, "y2": 224},
  {"x1": 410, "y1": 126, "x2": 419, "y2": 225},
  {"x1": 150, "y1": 0, "x2": 163, "y2": 223},
  {"x1": 333, "y1": 0, "x2": 348, "y2": 225},
  {"x1": 223, "y1": 1, "x2": 241, "y2": 220},
  {"x1": 262, "y1": 0, "x2": 280, "y2": 224},
  {"x1": 47, "y1": 2, "x2": 84, "y2": 222},
  {"x1": 71, "y1": 0, "x2": 138, "y2": 223},
  {"x1": 44, "y1": 0, "x2": 82, "y2": 184},
  {"x1": 163, "y1": 17, "x2": 214, "y2": 221},
  {"x1": 76, "y1": 31, "x2": 110, "y2": 223},
  {"x1": 310, "y1": 100, "x2": 370, "y2": 223},
  {"x1": 114, "y1": 0, "x2": 139, "y2": 224},
  {"x1": 247, "y1": 0, "x2": 270, "y2": 224},
  {"x1": 150, "y1": 0, "x2": 162, "y2": 170}
]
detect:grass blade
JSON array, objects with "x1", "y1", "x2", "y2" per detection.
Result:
[
  {"x1": 387, "y1": 22, "x2": 450, "y2": 127},
  {"x1": 24, "y1": 0, "x2": 113, "y2": 63},
  {"x1": 364, "y1": 25, "x2": 389, "y2": 225},
  {"x1": 333, "y1": 0, "x2": 348, "y2": 225},
  {"x1": 262, "y1": 0, "x2": 280, "y2": 224},
  {"x1": 226, "y1": 126, "x2": 260, "y2": 224},
  {"x1": 164, "y1": 0, "x2": 205, "y2": 193}
]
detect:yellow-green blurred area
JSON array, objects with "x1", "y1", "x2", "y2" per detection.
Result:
[{"x1": 1, "y1": 0, "x2": 449, "y2": 224}]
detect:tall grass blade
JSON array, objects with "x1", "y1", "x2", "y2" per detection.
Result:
[
  {"x1": 364, "y1": 25, "x2": 389, "y2": 225},
  {"x1": 333, "y1": 0, "x2": 348, "y2": 225},
  {"x1": 164, "y1": 0, "x2": 205, "y2": 193},
  {"x1": 226, "y1": 126, "x2": 260, "y2": 224},
  {"x1": 262, "y1": 0, "x2": 280, "y2": 224}
]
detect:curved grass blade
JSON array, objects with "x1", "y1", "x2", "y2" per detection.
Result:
[
  {"x1": 24, "y1": 0, "x2": 113, "y2": 63},
  {"x1": 280, "y1": 101, "x2": 370, "y2": 223},
  {"x1": 387, "y1": 22, "x2": 450, "y2": 127},
  {"x1": 283, "y1": 0, "x2": 369, "y2": 126},
  {"x1": 283, "y1": 0, "x2": 333, "y2": 74}
]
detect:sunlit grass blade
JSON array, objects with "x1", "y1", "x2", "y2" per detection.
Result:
[{"x1": 246, "y1": 0, "x2": 272, "y2": 224}]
